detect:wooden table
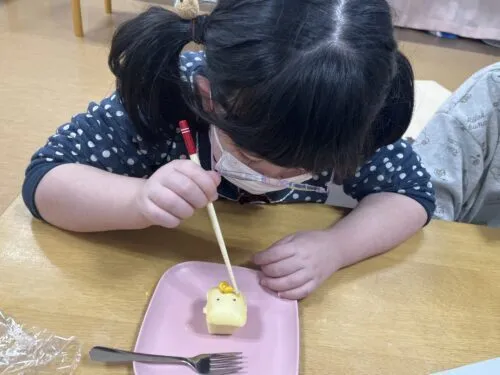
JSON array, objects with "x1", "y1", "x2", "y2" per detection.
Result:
[{"x1": 0, "y1": 197, "x2": 499, "y2": 374}]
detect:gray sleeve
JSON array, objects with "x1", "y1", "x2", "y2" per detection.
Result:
[
  {"x1": 413, "y1": 63, "x2": 500, "y2": 223},
  {"x1": 412, "y1": 113, "x2": 484, "y2": 221}
]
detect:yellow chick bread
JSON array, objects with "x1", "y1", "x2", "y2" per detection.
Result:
[{"x1": 203, "y1": 282, "x2": 247, "y2": 335}]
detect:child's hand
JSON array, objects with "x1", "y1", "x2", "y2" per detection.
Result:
[
  {"x1": 136, "y1": 160, "x2": 220, "y2": 228},
  {"x1": 253, "y1": 230, "x2": 340, "y2": 300}
]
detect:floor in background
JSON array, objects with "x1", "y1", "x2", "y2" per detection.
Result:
[{"x1": 0, "y1": 0, "x2": 499, "y2": 214}]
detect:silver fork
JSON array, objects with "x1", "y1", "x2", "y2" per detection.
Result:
[{"x1": 89, "y1": 346, "x2": 244, "y2": 374}]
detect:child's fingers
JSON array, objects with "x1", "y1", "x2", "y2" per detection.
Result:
[
  {"x1": 261, "y1": 257, "x2": 303, "y2": 278},
  {"x1": 270, "y1": 234, "x2": 295, "y2": 247},
  {"x1": 148, "y1": 185, "x2": 194, "y2": 220},
  {"x1": 277, "y1": 280, "x2": 316, "y2": 300},
  {"x1": 164, "y1": 172, "x2": 211, "y2": 209},
  {"x1": 253, "y1": 244, "x2": 295, "y2": 266},
  {"x1": 260, "y1": 269, "x2": 312, "y2": 292},
  {"x1": 207, "y1": 170, "x2": 222, "y2": 186},
  {"x1": 142, "y1": 199, "x2": 181, "y2": 228},
  {"x1": 174, "y1": 162, "x2": 220, "y2": 201}
]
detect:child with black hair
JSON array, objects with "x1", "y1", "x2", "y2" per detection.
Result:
[{"x1": 22, "y1": 0, "x2": 435, "y2": 299}]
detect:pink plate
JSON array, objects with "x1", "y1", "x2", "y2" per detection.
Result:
[{"x1": 134, "y1": 261, "x2": 299, "y2": 375}]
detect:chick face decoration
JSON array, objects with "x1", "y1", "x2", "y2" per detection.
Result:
[{"x1": 203, "y1": 282, "x2": 247, "y2": 335}]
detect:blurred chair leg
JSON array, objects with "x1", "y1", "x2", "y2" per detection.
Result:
[
  {"x1": 72, "y1": 0, "x2": 84, "y2": 37},
  {"x1": 104, "y1": 0, "x2": 112, "y2": 14}
]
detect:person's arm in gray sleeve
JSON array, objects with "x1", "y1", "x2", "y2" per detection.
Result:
[
  {"x1": 414, "y1": 64, "x2": 500, "y2": 225},
  {"x1": 412, "y1": 112, "x2": 484, "y2": 222}
]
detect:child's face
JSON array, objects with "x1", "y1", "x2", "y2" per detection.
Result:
[
  {"x1": 197, "y1": 76, "x2": 309, "y2": 180},
  {"x1": 212, "y1": 127, "x2": 307, "y2": 180}
]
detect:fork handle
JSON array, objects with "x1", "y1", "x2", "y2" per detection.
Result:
[{"x1": 89, "y1": 346, "x2": 188, "y2": 365}]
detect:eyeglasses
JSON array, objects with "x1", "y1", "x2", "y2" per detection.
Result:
[{"x1": 216, "y1": 168, "x2": 329, "y2": 194}]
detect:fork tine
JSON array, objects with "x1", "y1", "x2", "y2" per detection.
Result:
[
  {"x1": 208, "y1": 352, "x2": 245, "y2": 375},
  {"x1": 210, "y1": 357, "x2": 244, "y2": 364},
  {"x1": 210, "y1": 355, "x2": 243, "y2": 362},
  {"x1": 210, "y1": 356, "x2": 246, "y2": 364},
  {"x1": 210, "y1": 362, "x2": 245, "y2": 369},
  {"x1": 210, "y1": 352, "x2": 243, "y2": 358},
  {"x1": 209, "y1": 367, "x2": 245, "y2": 375}
]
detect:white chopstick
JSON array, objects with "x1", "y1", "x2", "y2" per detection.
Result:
[{"x1": 189, "y1": 154, "x2": 239, "y2": 293}]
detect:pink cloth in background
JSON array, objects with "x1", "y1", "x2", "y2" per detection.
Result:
[{"x1": 388, "y1": 0, "x2": 500, "y2": 41}]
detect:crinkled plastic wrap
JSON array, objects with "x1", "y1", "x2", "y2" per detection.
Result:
[{"x1": 0, "y1": 311, "x2": 81, "y2": 374}]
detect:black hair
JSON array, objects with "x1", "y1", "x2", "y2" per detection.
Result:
[{"x1": 109, "y1": 0, "x2": 414, "y2": 177}]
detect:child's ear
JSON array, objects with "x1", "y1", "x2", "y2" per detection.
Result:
[{"x1": 194, "y1": 75, "x2": 214, "y2": 112}]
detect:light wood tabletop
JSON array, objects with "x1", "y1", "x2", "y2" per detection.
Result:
[{"x1": 0, "y1": 196, "x2": 499, "y2": 374}]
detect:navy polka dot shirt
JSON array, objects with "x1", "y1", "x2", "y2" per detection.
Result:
[{"x1": 22, "y1": 52, "x2": 436, "y2": 221}]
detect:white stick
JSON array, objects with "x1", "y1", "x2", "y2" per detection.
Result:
[
  {"x1": 189, "y1": 154, "x2": 239, "y2": 293},
  {"x1": 205, "y1": 203, "x2": 239, "y2": 293}
]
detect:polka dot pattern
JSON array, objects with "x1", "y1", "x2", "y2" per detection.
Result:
[
  {"x1": 343, "y1": 139, "x2": 435, "y2": 220},
  {"x1": 25, "y1": 52, "x2": 435, "y2": 224},
  {"x1": 25, "y1": 85, "x2": 165, "y2": 206}
]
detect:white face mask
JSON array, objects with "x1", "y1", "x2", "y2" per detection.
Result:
[{"x1": 209, "y1": 126, "x2": 312, "y2": 195}]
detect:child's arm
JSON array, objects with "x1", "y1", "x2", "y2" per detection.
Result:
[
  {"x1": 326, "y1": 191, "x2": 427, "y2": 268},
  {"x1": 22, "y1": 95, "x2": 154, "y2": 228},
  {"x1": 33, "y1": 160, "x2": 219, "y2": 232},
  {"x1": 321, "y1": 144, "x2": 433, "y2": 273},
  {"x1": 33, "y1": 163, "x2": 149, "y2": 231},
  {"x1": 332, "y1": 140, "x2": 435, "y2": 265},
  {"x1": 254, "y1": 191, "x2": 426, "y2": 299},
  {"x1": 23, "y1": 94, "x2": 218, "y2": 232},
  {"x1": 254, "y1": 140, "x2": 435, "y2": 299}
]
